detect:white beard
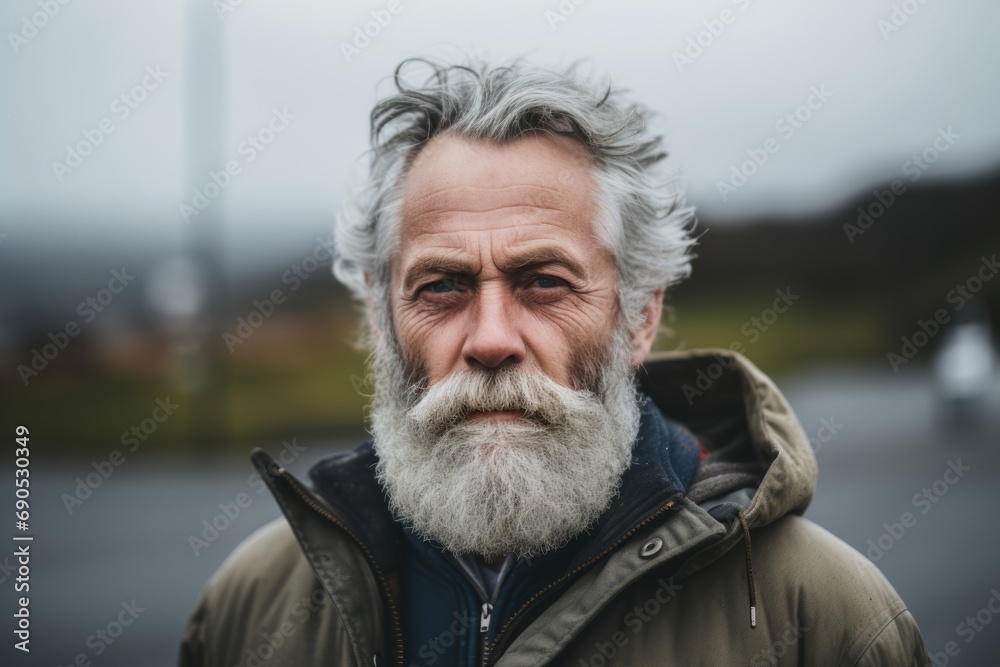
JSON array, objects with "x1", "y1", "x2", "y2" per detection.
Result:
[{"x1": 369, "y1": 321, "x2": 640, "y2": 558}]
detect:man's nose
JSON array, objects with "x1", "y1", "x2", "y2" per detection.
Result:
[{"x1": 461, "y1": 287, "x2": 526, "y2": 371}]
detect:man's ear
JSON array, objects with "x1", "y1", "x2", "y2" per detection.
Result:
[{"x1": 630, "y1": 288, "x2": 663, "y2": 367}]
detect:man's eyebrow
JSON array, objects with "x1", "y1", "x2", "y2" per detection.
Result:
[
  {"x1": 402, "y1": 257, "x2": 479, "y2": 292},
  {"x1": 401, "y1": 246, "x2": 590, "y2": 292},
  {"x1": 503, "y1": 246, "x2": 588, "y2": 278}
]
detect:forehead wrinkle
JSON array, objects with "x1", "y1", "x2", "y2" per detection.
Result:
[
  {"x1": 404, "y1": 183, "x2": 572, "y2": 207},
  {"x1": 405, "y1": 206, "x2": 565, "y2": 233},
  {"x1": 402, "y1": 184, "x2": 583, "y2": 224},
  {"x1": 406, "y1": 211, "x2": 591, "y2": 241}
]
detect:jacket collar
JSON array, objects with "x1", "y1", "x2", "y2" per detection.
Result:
[{"x1": 306, "y1": 441, "x2": 400, "y2": 573}]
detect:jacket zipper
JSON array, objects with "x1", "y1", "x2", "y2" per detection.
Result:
[
  {"x1": 481, "y1": 498, "x2": 678, "y2": 667},
  {"x1": 476, "y1": 553, "x2": 516, "y2": 665},
  {"x1": 480, "y1": 586, "x2": 500, "y2": 667},
  {"x1": 278, "y1": 468, "x2": 405, "y2": 667},
  {"x1": 480, "y1": 602, "x2": 493, "y2": 633}
]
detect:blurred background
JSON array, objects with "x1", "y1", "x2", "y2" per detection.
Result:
[{"x1": 1, "y1": 0, "x2": 998, "y2": 664}]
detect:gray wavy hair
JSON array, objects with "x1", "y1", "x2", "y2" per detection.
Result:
[{"x1": 333, "y1": 57, "x2": 697, "y2": 339}]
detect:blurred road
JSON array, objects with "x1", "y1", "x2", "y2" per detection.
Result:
[
  {"x1": 2, "y1": 365, "x2": 998, "y2": 666},
  {"x1": 784, "y1": 364, "x2": 1000, "y2": 666}
]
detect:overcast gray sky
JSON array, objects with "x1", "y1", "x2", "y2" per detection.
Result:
[{"x1": 1, "y1": 0, "x2": 998, "y2": 266}]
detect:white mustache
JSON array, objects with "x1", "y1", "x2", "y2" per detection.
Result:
[{"x1": 406, "y1": 365, "x2": 589, "y2": 434}]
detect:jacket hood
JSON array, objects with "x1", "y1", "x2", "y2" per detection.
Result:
[{"x1": 638, "y1": 347, "x2": 818, "y2": 532}]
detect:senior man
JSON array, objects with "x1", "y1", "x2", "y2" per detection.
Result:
[{"x1": 180, "y1": 59, "x2": 930, "y2": 666}]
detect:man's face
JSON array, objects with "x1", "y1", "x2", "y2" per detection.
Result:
[
  {"x1": 389, "y1": 133, "x2": 620, "y2": 394},
  {"x1": 368, "y1": 133, "x2": 647, "y2": 558}
]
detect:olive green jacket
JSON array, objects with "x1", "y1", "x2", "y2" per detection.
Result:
[{"x1": 179, "y1": 349, "x2": 930, "y2": 666}]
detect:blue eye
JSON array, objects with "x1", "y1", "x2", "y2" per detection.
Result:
[
  {"x1": 427, "y1": 280, "x2": 455, "y2": 293},
  {"x1": 534, "y1": 276, "x2": 565, "y2": 288}
]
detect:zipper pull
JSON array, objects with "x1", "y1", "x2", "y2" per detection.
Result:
[{"x1": 480, "y1": 603, "x2": 493, "y2": 633}]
